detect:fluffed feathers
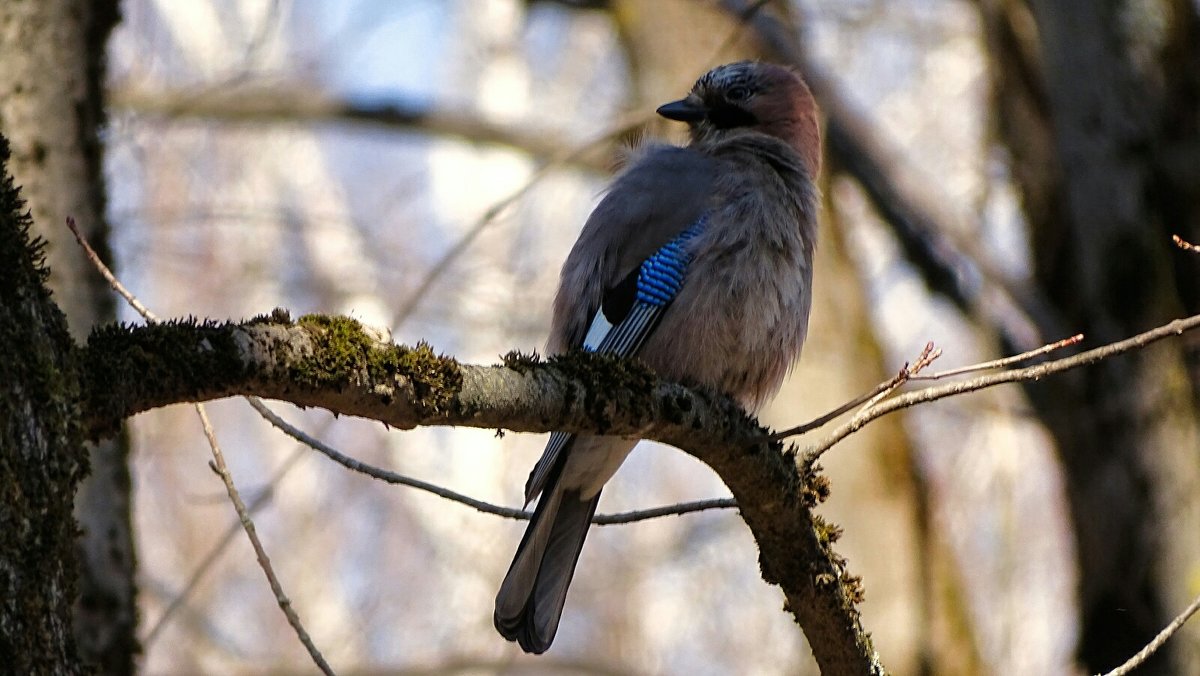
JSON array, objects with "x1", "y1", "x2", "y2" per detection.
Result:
[{"x1": 494, "y1": 60, "x2": 822, "y2": 654}]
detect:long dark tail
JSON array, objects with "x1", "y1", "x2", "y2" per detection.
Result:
[{"x1": 493, "y1": 483, "x2": 600, "y2": 654}]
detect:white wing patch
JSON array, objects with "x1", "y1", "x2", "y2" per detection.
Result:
[{"x1": 582, "y1": 310, "x2": 614, "y2": 352}]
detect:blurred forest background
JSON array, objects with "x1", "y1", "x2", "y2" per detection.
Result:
[{"x1": 3, "y1": 0, "x2": 1200, "y2": 674}]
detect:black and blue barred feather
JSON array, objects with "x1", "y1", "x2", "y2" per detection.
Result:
[{"x1": 522, "y1": 214, "x2": 709, "y2": 504}]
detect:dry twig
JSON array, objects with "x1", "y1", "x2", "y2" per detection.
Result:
[
  {"x1": 67, "y1": 217, "x2": 334, "y2": 674},
  {"x1": 1101, "y1": 591, "x2": 1200, "y2": 676},
  {"x1": 195, "y1": 408, "x2": 334, "y2": 675},
  {"x1": 801, "y1": 314, "x2": 1200, "y2": 465}
]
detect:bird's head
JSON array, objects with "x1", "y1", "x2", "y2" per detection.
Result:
[{"x1": 657, "y1": 61, "x2": 821, "y2": 177}]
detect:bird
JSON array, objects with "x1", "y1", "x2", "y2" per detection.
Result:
[{"x1": 493, "y1": 61, "x2": 822, "y2": 654}]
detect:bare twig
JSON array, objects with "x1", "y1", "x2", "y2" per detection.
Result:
[
  {"x1": 68, "y1": 216, "x2": 161, "y2": 322},
  {"x1": 247, "y1": 397, "x2": 736, "y2": 525},
  {"x1": 143, "y1": 444, "x2": 309, "y2": 647},
  {"x1": 194, "y1": 407, "x2": 334, "y2": 675},
  {"x1": 802, "y1": 313, "x2": 1200, "y2": 465},
  {"x1": 1101, "y1": 591, "x2": 1200, "y2": 676},
  {"x1": 770, "y1": 333, "x2": 1083, "y2": 443},
  {"x1": 912, "y1": 333, "x2": 1083, "y2": 380},
  {"x1": 767, "y1": 341, "x2": 939, "y2": 441},
  {"x1": 69, "y1": 217, "x2": 332, "y2": 672}
]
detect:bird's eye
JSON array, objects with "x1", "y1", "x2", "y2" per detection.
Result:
[{"x1": 726, "y1": 86, "x2": 752, "y2": 101}]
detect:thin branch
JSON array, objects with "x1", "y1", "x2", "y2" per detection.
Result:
[
  {"x1": 912, "y1": 333, "x2": 1083, "y2": 380},
  {"x1": 194, "y1": 407, "x2": 334, "y2": 675},
  {"x1": 143, "y1": 444, "x2": 309, "y2": 647},
  {"x1": 593, "y1": 498, "x2": 737, "y2": 524},
  {"x1": 247, "y1": 396, "x2": 736, "y2": 525},
  {"x1": 1101, "y1": 591, "x2": 1200, "y2": 676},
  {"x1": 68, "y1": 216, "x2": 161, "y2": 322},
  {"x1": 860, "y1": 342, "x2": 941, "y2": 409},
  {"x1": 771, "y1": 332, "x2": 1083, "y2": 444},
  {"x1": 70, "y1": 217, "x2": 333, "y2": 672},
  {"x1": 802, "y1": 313, "x2": 1200, "y2": 465},
  {"x1": 767, "y1": 341, "x2": 939, "y2": 441}
]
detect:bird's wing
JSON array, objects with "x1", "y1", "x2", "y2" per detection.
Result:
[
  {"x1": 547, "y1": 145, "x2": 719, "y2": 354},
  {"x1": 523, "y1": 213, "x2": 710, "y2": 504}
]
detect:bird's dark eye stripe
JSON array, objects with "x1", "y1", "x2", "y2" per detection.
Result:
[{"x1": 707, "y1": 104, "x2": 758, "y2": 129}]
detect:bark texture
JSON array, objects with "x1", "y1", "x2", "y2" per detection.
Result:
[
  {"x1": 0, "y1": 136, "x2": 86, "y2": 674},
  {"x1": 0, "y1": 1, "x2": 132, "y2": 671}
]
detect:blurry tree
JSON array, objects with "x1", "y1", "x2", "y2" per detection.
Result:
[
  {"x1": 977, "y1": 1, "x2": 1200, "y2": 672},
  {"x1": 0, "y1": 1, "x2": 136, "y2": 673},
  {"x1": 3, "y1": 0, "x2": 1200, "y2": 674}
]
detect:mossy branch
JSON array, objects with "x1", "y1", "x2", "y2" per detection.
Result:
[
  {"x1": 79, "y1": 310, "x2": 743, "y2": 444},
  {"x1": 76, "y1": 310, "x2": 881, "y2": 675}
]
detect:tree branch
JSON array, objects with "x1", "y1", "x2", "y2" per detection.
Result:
[
  {"x1": 108, "y1": 84, "x2": 619, "y2": 173},
  {"x1": 801, "y1": 313, "x2": 1200, "y2": 466},
  {"x1": 78, "y1": 305, "x2": 1200, "y2": 675},
  {"x1": 77, "y1": 313, "x2": 882, "y2": 675},
  {"x1": 193, "y1": 405, "x2": 333, "y2": 675},
  {"x1": 248, "y1": 395, "x2": 736, "y2": 525}
]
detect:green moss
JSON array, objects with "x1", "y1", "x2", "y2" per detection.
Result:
[
  {"x1": 294, "y1": 314, "x2": 462, "y2": 413},
  {"x1": 82, "y1": 319, "x2": 252, "y2": 434},
  {"x1": 246, "y1": 307, "x2": 292, "y2": 325},
  {"x1": 293, "y1": 314, "x2": 376, "y2": 386},
  {"x1": 0, "y1": 133, "x2": 87, "y2": 668},
  {"x1": 799, "y1": 460, "x2": 831, "y2": 508},
  {"x1": 544, "y1": 350, "x2": 659, "y2": 432},
  {"x1": 501, "y1": 349, "x2": 541, "y2": 372}
]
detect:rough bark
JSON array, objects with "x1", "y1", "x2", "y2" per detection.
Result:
[
  {"x1": 0, "y1": 136, "x2": 86, "y2": 673},
  {"x1": 0, "y1": 1, "x2": 133, "y2": 671}
]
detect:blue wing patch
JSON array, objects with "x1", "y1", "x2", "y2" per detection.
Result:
[
  {"x1": 524, "y1": 214, "x2": 708, "y2": 503},
  {"x1": 635, "y1": 217, "x2": 706, "y2": 306}
]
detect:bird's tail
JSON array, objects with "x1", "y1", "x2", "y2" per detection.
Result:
[{"x1": 494, "y1": 482, "x2": 600, "y2": 654}]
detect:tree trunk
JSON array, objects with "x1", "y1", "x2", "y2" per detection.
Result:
[
  {"x1": 981, "y1": 0, "x2": 1200, "y2": 672},
  {"x1": 0, "y1": 1, "x2": 132, "y2": 672},
  {"x1": 0, "y1": 133, "x2": 87, "y2": 673}
]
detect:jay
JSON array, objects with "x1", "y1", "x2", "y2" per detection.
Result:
[{"x1": 494, "y1": 61, "x2": 822, "y2": 654}]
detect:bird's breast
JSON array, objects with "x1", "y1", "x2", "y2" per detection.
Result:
[{"x1": 637, "y1": 206, "x2": 815, "y2": 411}]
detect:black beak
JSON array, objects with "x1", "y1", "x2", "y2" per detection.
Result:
[{"x1": 656, "y1": 98, "x2": 707, "y2": 122}]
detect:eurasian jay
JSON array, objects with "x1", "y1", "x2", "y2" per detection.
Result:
[{"x1": 494, "y1": 61, "x2": 822, "y2": 654}]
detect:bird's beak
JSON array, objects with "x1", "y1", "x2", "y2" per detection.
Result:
[{"x1": 656, "y1": 98, "x2": 707, "y2": 122}]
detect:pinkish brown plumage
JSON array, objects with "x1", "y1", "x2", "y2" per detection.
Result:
[{"x1": 495, "y1": 61, "x2": 822, "y2": 654}]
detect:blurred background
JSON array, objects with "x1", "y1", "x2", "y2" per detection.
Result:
[{"x1": 5, "y1": 0, "x2": 1200, "y2": 674}]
